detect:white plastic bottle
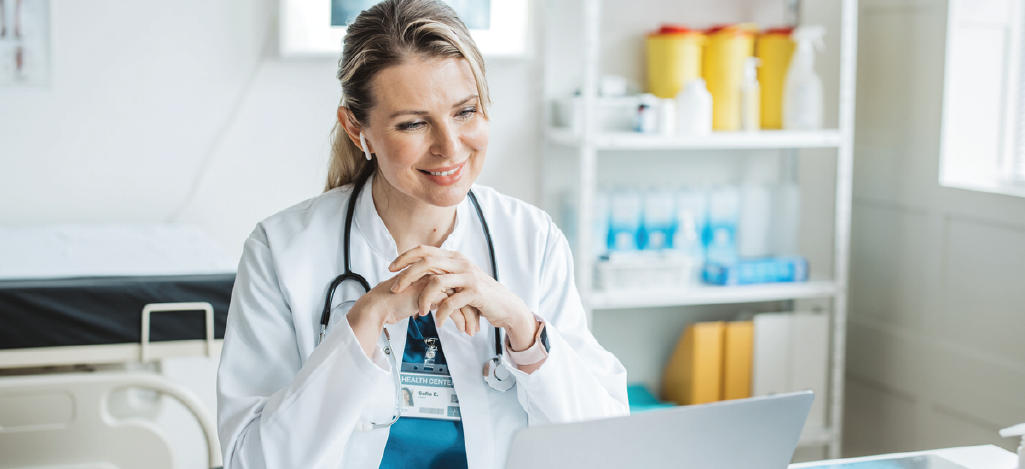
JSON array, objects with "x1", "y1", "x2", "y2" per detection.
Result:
[
  {"x1": 738, "y1": 183, "x2": 772, "y2": 258},
  {"x1": 772, "y1": 181, "x2": 801, "y2": 255},
  {"x1": 783, "y1": 26, "x2": 826, "y2": 130},
  {"x1": 741, "y1": 57, "x2": 761, "y2": 132},
  {"x1": 636, "y1": 93, "x2": 659, "y2": 133},
  {"x1": 677, "y1": 78, "x2": 713, "y2": 135},
  {"x1": 658, "y1": 98, "x2": 677, "y2": 136}
]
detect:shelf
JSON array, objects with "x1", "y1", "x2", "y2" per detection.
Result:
[
  {"x1": 548, "y1": 128, "x2": 843, "y2": 150},
  {"x1": 586, "y1": 280, "x2": 837, "y2": 310}
]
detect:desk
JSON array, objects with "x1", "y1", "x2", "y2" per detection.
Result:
[{"x1": 791, "y1": 445, "x2": 1017, "y2": 469}]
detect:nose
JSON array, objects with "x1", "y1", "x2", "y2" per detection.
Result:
[{"x1": 429, "y1": 120, "x2": 461, "y2": 158}]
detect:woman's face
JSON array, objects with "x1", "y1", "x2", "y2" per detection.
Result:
[{"x1": 363, "y1": 56, "x2": 488, "y2": 208}]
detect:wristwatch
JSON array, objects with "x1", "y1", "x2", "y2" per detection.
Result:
[{"x1": 505, "y1": 320, "x2": 550, "y2": 366}]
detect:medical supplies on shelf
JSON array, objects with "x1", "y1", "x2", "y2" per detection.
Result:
[
  {"x1": 702, "y1": 256, "x2": 809, "y2": 286},
  {"x1": 590, "y1": 183, "x2": 805, "y2": 290},
  {"x1": 596, "y1": 252, "x2": 694, "y2": 291},
  {"x1": 554, "y1": 94, "x2": 639, "y2": 134},
  {"x1": 645, "y1": 25, "x2": 704, "y2": 99},
  {"x1": 756, "y1": 27, "x2": 796, "y2": 129},
  {"x1": 627, "y1": 22, "x2": 826, "y2": 134},
  {"x1": 660, "y1": 312, "x2": 828, "y2": 432},
  {"x1": 783, "y1": 26, "x2": 826, "y2": 130}
]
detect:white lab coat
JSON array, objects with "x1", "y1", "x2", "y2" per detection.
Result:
[{"x1": 217, "y1": 175, "x2": 629, "y2": 469}]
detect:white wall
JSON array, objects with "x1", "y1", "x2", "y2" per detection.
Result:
[
  {"x1": 0, "y1": 0, "x2": 541, "y2": 262},
  {"x1": 845, "y1": 0, "x2": 1025, "y2": 457}
]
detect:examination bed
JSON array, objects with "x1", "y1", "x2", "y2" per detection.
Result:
[
  {"x1": 0, "y1": 273, "x2": 233, "y2": 368},
  {"x1": 0, "y1": 224, "x2": 235, "y2": 469}
]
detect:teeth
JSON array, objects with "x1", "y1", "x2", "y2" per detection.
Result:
[{"x1": 428, "y1": 169, "x2": 457, "y2": 176}]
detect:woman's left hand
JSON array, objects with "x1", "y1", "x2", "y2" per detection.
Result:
[{"x1": 388, "y1": 245, "x2": 538, "y2": 350}]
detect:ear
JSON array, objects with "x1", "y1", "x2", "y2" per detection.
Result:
[{"x1": 337, "y1": 107, "x2": 372, "y2": 153}]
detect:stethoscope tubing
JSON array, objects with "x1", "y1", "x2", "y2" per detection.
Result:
[{"x1": 318, "y1": 170, "x2": 511, "y2": 401}]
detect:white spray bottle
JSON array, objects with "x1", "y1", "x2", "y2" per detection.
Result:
[
  {"x1": 783, "y1": 25, "x2": 826, "y2": 130},
  {"x1": 1000, "y1": 423, "x2": 1025, "y2": 469}
]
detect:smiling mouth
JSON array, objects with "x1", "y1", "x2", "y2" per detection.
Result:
[
  {"x1": 422, "y1": 168, "x2": 458, "y2": 176},
  {"x1": 418, "y1": 161, "x2": 465, "y2": 177}
]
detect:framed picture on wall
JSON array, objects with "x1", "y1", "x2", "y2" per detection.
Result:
[
  {"x1": 280, "y1": 0, "x2": 529, "y2": 58},
  {"x1": 0, "y1": 0, "x2": 50, "y2": 87}
]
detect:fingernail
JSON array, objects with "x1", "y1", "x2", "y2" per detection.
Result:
[{"x1": 391, "y1": 283, "x2": 398, "y2": 292}]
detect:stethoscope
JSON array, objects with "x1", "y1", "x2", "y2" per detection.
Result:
[{"x1": 318, "y1": 137, "x2": 516, "y2": 431}]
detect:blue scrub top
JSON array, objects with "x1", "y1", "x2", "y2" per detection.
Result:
[{"x1": 379, "y1": 314, "x2": 469, "y2": 469}]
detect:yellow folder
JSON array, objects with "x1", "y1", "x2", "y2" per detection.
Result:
[
  {"x1": 723, "y1": 320, "x2": 754, "y2": 400},
  {"x1": 661, "y1": 321, "x2": 724, "y2": 405}
]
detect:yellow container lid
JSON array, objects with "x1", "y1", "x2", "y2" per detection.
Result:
[
  {"x1": 759, "y1": 26, "x2": 795, "y2": 36},
  {"x1": 648, "y1": 25, "x2": 704, "y2": 37},
  {"x1": 704, "y1": 23, "x2": 758, "y2": 36}
]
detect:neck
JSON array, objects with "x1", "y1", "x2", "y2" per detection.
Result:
[{"x1": 371, "y1": 173, "x2": 457, "y2": 254}]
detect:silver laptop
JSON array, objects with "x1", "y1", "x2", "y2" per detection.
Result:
[{"x1": 504, "y1": 390, "x2": 814, "y2": 469}]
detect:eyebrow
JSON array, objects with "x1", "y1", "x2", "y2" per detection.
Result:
[{"x1": 388, "y1": 94, "x2": 479, "y2": 119}]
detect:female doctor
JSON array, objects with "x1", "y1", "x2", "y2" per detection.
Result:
[{"x1": 216, "y1": 1, "x2": 629, "y2": 467}]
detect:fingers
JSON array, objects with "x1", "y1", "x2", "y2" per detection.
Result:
[
  {"x1": 389, "y1": 245, "x2": 459, "y2": 272},
  {"x1": 390, "y1": 255, "x2": 466, "y2": 294},
  {"x1": 460, "y1": 306, "x2": 481, "y2": 335},
  {"x1": 449, "y1": 309, "x2": 467, "y2": 334},
  {"x1": 435, "y1": 292, "x2": 476, "y2": 335},
  {"x1": 418, "y1": 273, "x2": 469, "y2": 318}
]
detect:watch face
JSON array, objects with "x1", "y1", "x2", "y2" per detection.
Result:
[{"x1": 539, "y1": 325, "x2": 550, "y2": 353}]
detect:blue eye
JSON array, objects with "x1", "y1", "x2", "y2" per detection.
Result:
[
  {"x1": 398, "y1": 121, "x2": 426, "y2": 131},
  {"x1": 458, "y1": 107, "x2": 477, "y2": 118}
]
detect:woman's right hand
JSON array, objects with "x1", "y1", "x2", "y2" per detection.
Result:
[{"x1": 345, "y1": 274, "x2": 450, "y2": 358}]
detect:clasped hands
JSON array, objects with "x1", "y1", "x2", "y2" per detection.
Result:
[{"x1": 349, "y1": 246, "x2": 538, "y2": 351}]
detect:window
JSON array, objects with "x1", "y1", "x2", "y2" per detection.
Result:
[{"x1": 940, "y1": 0, "x2": 1025, "y2": 197}]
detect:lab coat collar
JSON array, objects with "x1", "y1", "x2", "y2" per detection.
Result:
[{"x1": 353, "y1": 173, "x2": 470, "y2": 263}]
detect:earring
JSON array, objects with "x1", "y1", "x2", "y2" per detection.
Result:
[{"x1": 358, "y1": 132, "x2": 372, "y2": 161}]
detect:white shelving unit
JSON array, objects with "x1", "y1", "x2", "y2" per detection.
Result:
[
  {"x1": 588, "y1": 280, "x2": 839, "y2": 310},
  {"x1": 539, "y1": 0, "x2": 857, "y2": 459},
  {"x1": 548, "y1": 128, "x2": 844, "y2": 150}
]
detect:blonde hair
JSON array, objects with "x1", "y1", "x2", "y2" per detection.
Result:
[{"x1": 326, "y1": 0, "x2": 491, "y2": 191}]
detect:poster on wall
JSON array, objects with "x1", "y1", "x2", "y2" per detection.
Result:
[
  {"x1": 0, "y1": 0, "x2": 49, "y2": 86},
  {"x1": 280, "y1": 0, "x2": 527, "y2": 58}
]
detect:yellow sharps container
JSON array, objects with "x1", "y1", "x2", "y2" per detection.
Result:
[
  {"x1": 646, "y1": 25, "x2": 704, "y2": 99},
  {"x1": 702, "y1": 24, "x2": 755, "y2": 131},
  {"x1": 756, "y1": 27, "x2": 796, "y2": 129}
]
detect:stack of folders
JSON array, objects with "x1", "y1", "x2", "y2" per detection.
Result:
[{"x1": 661, "y1": 312, "x2": 829, "y2": 431}]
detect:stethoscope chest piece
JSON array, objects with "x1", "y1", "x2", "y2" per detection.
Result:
[{"x1": 483, "y1": 357, "x2": 516, "y2": 392}]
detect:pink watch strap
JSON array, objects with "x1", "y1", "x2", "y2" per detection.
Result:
[{"x1": 505, "y1": 321, "x2": 548, "y2": 365}]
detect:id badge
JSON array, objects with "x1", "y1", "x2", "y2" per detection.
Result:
[
  {"x1": 399, "y1": 328, "x2": 461, "y2": 421},
  {"x1": 398, "y1": 368, "x2": 461, "y2": 421}
]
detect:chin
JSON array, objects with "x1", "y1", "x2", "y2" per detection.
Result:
[{"x1": 421, "y1": 183, "x2": 472, "y2": 208}]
